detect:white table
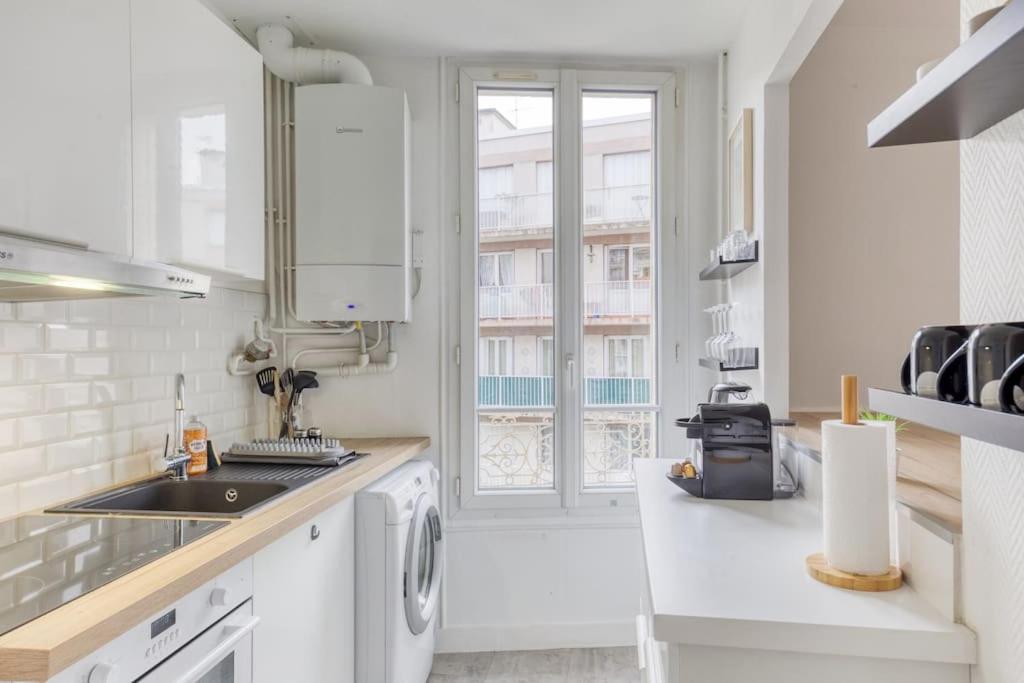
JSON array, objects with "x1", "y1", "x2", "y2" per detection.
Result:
[{"x1": 634, "y1": 459, "x2": 975, "y2": 683}]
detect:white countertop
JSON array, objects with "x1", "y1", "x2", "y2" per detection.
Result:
[{"x1": 635, "y1": 459, "x2": 975, "y2": 664}]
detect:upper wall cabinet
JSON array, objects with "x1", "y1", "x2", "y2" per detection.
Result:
[
  {"x1": 130, "y1": 0, "x2": 265, "y2": 281},
  {"x1": 0, "y1": 1, "x2": 133, "y2": 257}
]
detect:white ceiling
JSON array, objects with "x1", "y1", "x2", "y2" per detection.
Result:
[{"x1": 206, "y1": 0, "x2": 755, "y2": 60}]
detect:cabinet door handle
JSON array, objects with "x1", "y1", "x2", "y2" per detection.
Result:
[{"x1": 310, "y1": 524, "x2": 321, "y2": 541}]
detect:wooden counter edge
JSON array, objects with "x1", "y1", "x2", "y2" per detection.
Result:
[{"x1": 0, "y1": 436, "x2": 430, "y2": 681}]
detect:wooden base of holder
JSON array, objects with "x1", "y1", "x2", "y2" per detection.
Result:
[{"x1": 805, "y1": 553, "x2": 903, "y2": 592}]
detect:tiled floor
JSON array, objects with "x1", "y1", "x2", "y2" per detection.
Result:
[{"x1": 429, "y1": 647, "x2": 639, "y2": 682}]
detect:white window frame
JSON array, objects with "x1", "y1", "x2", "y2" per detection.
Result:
[
  {"x1": 604, "y1": 335, "x2": 648, "y2": 378},
  {"x1": 480, "y1": 336, "x2": 514, "y2": 376},
  {"x1": 456, "y1": 65, "x2": 677, "y2": 516}
]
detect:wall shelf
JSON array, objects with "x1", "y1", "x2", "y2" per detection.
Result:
[
  {"x1": 868, "y1": 388, "x2": 1024, "y2": 452},
  {"x1": 699, "y1": 348, "x2": 759, "y2": 372},
  {"x1": 698, "y1": 241, "x2": 759, "y2": 281},
  {"x1": 867, "y1": 0, "x2": 1024, "y2": 147}
]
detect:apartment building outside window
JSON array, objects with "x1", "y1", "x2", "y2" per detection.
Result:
[{"x1": 458, "y1": 67, "x2": 676, "y2": 510}]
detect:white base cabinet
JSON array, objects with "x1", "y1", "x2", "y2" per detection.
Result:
[
  {"x1": 0, "y1": 0, "x2": 133, "y2": 257},
  {"x1": 253, "y1": 497, "x2": 355, "y2": 683}
]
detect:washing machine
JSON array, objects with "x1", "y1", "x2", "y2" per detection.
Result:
[{"x1": 356, "y1": 460, "x2": 443, "y2": 683}]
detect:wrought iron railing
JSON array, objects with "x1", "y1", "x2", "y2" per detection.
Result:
[{"x1": 478, "y1": 375, "x2": 651, "y2": 407}]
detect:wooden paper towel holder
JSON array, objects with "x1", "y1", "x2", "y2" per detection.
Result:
[{"x1": 805, "y1": 375, "x2": 903, "y2": 592}]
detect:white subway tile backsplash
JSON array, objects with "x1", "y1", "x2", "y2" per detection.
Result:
[
  {"x1": 0, "y1": 385, "x2": 43, "y2": 417},
  {"x1": 131, "y1": 327, "x2": 167, "y2": 351},
  {"x1": 91, "y1": 327, "x2": 133, "y2": 351},
  {"x1": 0, "y1": 287, "x2": 265, "y2": 515},
  {"x1": 0, "y1": 324, "x2": 44, "y2": 352},
  {"x1": 112, "y1": 403, "x2": 150, "y2": 431},
  {"x1": 69, "y1": 408, "x2": 112, "y2": 437},
  {"x1": 17, "y1": 472, "x2": 71, "y2": 512},
  {"x1": 150, "y1": 351, "x2": 184, "y2": 375},
  {"x1": 19, "y1": 413, "x2": 69, "y2": 446},
  {"x1": 45, "y1": 325, "x2": 90, "y2": 351},
  {"x1": 112, "y1": 453, "x2": 150, "y2": 481},
  {"x1": 91, "y1": 379, "x2": 132, "y2": 405},
  {"x1": 115, "y1": 352, "x2": 150, "y2": 377},
  {"x1": 71, "y1": 354, "x2": 113, "y2": 378},
  {"x1": 94, "y1": 431, "x2": 132, "y2": 462},
  {"x1": 0, "y1": 447, "x2": 46, "y2": 485},
  {"x1": 16, "y1": 302, "x2": 67, "y2": 323},
  {"x1": 18, "y1": 354, "x2": 68, "y2": 382},
  {"x1": 111, "y1": 301, "x2": 151, "y2": 326},
  {"x1": 0, "y1": 357, "x2": 16, "y2": 385},
  {"x1": 68, "y1": 463, "x2": 113, "y2": 498},
  {"x1": 131, "y1": 376, "x2": 166, "y2": 402},
  {"x1": 45, "y1": 438, "x2": 95, "y2": 471},
  {"x1": 45, "y1": 382, "x2": 92, "y2": 411},
  {"x1": 68, "y1": 300, "x2": 111, "y2": 324}
]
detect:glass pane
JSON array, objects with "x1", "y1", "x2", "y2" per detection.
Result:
[
  {"x1": 477, "y1": 88, "x2": 555, "y2": 492},
  {"x1": 196, "y1": 653, "x2": 235, "y2": 683},
  {"x1": 582, "y1": 92, "x2": 656, "y2": 489},
  {"x1": 417, "y1": 514, "x2": 434, "y2": 608}
]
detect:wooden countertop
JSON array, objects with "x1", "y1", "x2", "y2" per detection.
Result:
[
  {"x1": 788, "y1": 412, "x2": 962, "y2": 532},
  {"x1": 0, "y1": 436, "x2": 430, "y2": 682}
]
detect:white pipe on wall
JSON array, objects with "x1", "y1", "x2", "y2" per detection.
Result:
[{"x1": 256, "y1": 25, "x2": 373, "y2": 86}]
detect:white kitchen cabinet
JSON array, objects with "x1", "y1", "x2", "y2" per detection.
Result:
[
  {"x1": 130, "y1": 0, "x2": 265, "y2": 281},
  {"x1": 0, "y1": 1, "x2": 133, "y2": 257},
  {"x1": 253, "y1": 497, "x2": 355, "y2": 683}
]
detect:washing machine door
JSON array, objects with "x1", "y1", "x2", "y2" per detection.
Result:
[{"x1": 404, "y1": 492, "x2": 443, "y2": 635}]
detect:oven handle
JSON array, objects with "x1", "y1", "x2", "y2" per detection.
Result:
[{"x1": 178, "y1": 615, "x2": 261, "y2": 682}]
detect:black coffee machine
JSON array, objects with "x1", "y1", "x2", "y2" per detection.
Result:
[{"x1": 673, "y1": 383, "x2": 776, "y2": 501}]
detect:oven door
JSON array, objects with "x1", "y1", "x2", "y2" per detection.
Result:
[{"x1": 139, "y1": 600, "x2": 259, "y2": 683}]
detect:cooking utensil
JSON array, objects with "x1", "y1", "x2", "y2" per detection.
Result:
[
  {"x1": 279, "y1": 370, "x2": 319, "y2": 438},
  {"x1": 256, "y1": 367, "x2": 278, "y2": 399}
]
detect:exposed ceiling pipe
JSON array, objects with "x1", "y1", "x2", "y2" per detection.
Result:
[{"x1": 256, "y1": 24, "x2": 373, "y2": 86}]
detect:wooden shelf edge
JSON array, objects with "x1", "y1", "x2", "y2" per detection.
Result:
[{"x1": 868, "y1": 388, "x2": 1024, "y2": 452}]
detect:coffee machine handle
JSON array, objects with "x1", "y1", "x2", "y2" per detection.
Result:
[
  {"x1": 900, "y1": 353, "x2": 912, "y2": 394},
  {"x1": 998, "y1": 353, "x2": 1024, "y2": 414},
  {"x1": 936, "y1": 341, "x2": 968, "y2": 403}
]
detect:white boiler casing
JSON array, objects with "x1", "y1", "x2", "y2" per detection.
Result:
[{"x1": 294, "y1": 83, "x2": 411, "y2": 322}]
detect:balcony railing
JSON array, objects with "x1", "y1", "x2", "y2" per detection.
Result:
[
  {"x1": 584, "y1": 185, "x2": 650, "y2": 224},
  {"x1": 478, "y1": 185, "x2": 650, "y2": 232},
  {"x1": 479, "y1": 280, "x2": 650, "y2": 320},
  {"x1": 479, "y1": 375, "x2": 651, "y2": 407},
  {"x1": 480, "y1": 192, "x2": 553, "y2": 232}
]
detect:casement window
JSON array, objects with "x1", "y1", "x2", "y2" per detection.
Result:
[{"x1": 457, "y1": 67, "x2": 675, "y2": 511}]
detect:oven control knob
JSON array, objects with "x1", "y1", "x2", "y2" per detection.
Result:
[
  {"x1": 88, "y1": 662, "x2": 118, "y2": 683},
  {"x1": 210, "y1": 587, "x2": 231, "y2": 607}
]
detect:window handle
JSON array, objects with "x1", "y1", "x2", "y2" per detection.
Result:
[{"x1": 566, "y1": 354, "x2": 576, "y2": 389}]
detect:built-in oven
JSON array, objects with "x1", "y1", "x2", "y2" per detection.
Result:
[
  {"x1": 139, "y1": 600, "x2": 258, "y2": 682},
  {"x1": 52, "y1": 559, "x2": 256, "y2": 683}
]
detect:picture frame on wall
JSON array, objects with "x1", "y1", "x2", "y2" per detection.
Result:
[{"x1": 728, "y1": 108, "x2": 753, "y2": 234}]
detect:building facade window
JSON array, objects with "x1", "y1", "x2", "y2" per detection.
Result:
[{"x1": 458, "y1": 67, "x2": 675, "y2": 511}]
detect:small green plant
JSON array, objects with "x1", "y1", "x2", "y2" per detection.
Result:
[{"x1": 859, "y1": 410, "x2": 909, "y2": 434}]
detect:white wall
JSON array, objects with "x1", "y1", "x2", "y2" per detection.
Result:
[
  {"x1": 958, "y1": 2, "x2": 1024, "y2": 681},
  {"x1": 788, "y1": 0, "x2": 960, "y2": 411},
  {"x1": 0, "y1": 288, "x2": 266, "y2": 515},
  {"x1": 723, "y1": 0, "x2": 843, "y2": 415}
]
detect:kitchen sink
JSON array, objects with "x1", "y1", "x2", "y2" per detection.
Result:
[{"x1": 49, "y1": 478, "x2": 292, "y2": 518}]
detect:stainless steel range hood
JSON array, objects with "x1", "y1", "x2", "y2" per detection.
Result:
[{"x1": 0, "y1": 232, "x2": 210, "y2": 301}]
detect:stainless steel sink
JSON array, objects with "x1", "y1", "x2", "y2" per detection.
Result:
[{"x1": 49, "y1": 478, "x2": 291, "y2": 518}]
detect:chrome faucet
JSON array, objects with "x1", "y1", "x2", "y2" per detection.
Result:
[{"x1": 164, "y1": 374, "x2": 190, "y2": 481}]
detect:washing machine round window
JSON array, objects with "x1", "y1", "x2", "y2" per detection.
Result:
[{"x1": 404, "y1": 492, "x2": 443, "y2": 635}]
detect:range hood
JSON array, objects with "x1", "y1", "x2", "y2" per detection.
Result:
[{"x1": 0, "y1": 232, "x2": 210, "y2": 302}]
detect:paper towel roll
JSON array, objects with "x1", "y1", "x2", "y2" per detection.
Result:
[{"x1": 821, "y1": 419, "x2": 891, "y2": 575}]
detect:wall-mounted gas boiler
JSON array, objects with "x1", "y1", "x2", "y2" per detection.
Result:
[{"x1": 294, "y1": 83, "x2": 411, "y2": 322}]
